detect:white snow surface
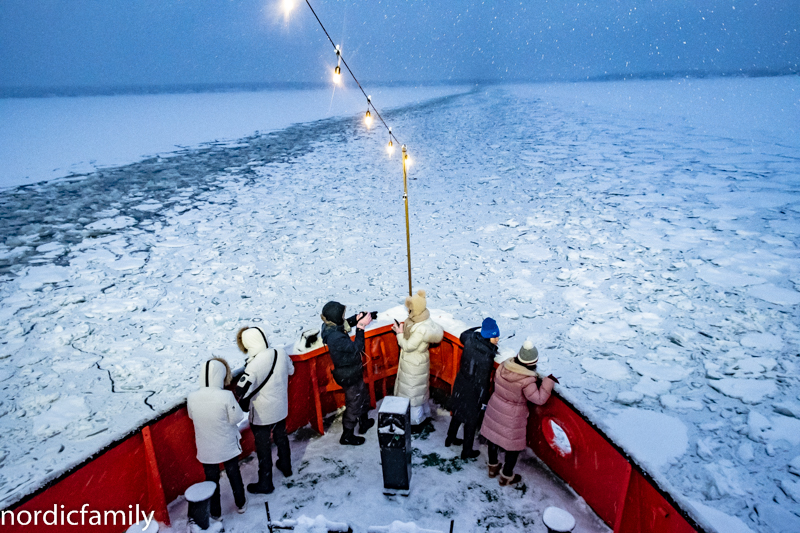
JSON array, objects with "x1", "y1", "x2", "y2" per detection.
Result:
[{"x1": 1, "y1": 76, "x2": 799, "y2": 533}]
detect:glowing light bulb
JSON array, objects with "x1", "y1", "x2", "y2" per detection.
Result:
[
  {"x1": 387, "y1": 139, "x2": 394, "y2": 155},
  {"x1": 333, "y1": 65, "x2": 341, "y2": 85},
  {"x1": 282, "y1": 0, "x2": 295, "y2": 15},
  {"x1": 404, "y1": 153, "x2": 412, "y2": 167},
  {"x1": 364, "y1": 109, "x2": 372, "y2": 128}
]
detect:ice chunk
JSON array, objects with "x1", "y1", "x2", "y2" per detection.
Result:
[
  {"x1": 747, "y1": 411, "x2": 772, "y2": 441},
  {"x1": 84, "y1": 216, "x2": 136, "y2": 233},
  {"x1": 724, "y1": 356, "x2": 777, "y2": 377},
  {"x1": 772, "y1": 401, "x2": 800, "y2": 419},
  {"x1": 702, "y1": 460, "x2": 746, "y2": 498},
  {"x1": 689, "y1": 500, "x2": 755, "y2": 533},
  {"x1": 604, "y1": 408, "x2": 688, "y2": 470},
  {"x1": 17, "y1": 265, "x2": 71, "y2": 290},
  {"x1": 754, "y1": 501, "x2": 800, "y2": 532},
  {"x1": 581, "y1": 358, "x2": 630, "y2": 380},
  {"x1": 739, "y1": 333, "x2": 783, "y2": 351},
  {"x1": 696, "y1": 265, "x2": 765, "y2": 288},
  {"x1": 614, "y1": 391, "x2": 643, "y2": 405},
  {"x1": 568, "y1": 320, "x2": 636, "y2": 342},
  {"x1": 737, "y1": 442, "x2": 754, "y2": 463},
  {"x1": 747, "y1": 284, "x2": 800, "y2": 306},
  {"x1": 628, "y1": 359, "x2": 691, "y2": 382},
  {"x1": 660, "y1": 395, "x2": 704, "y2": 411},
  {"x1": 697, "y1": 438, "x2": 718, "y2": 460},
  {"x1": 709, "y1": 378, "x2": 776, "y2": 404},
  {"x1": 31, "y1": 396, "x2": 90, "y2": 438},
  {"x1": 789, "y1": 455, "x2": 800, "y2": 476},
  {"x1": 780, "y1": 478, "x2": 800, "y2": 503},
  {"x1": 633, "y1": 377, "x2": 672, "y2": 398}
]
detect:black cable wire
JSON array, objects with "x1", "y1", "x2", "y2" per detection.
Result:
[{"x1": 304, "y1": 0, "x2": 403, "y2": 148}]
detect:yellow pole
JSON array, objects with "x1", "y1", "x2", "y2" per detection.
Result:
[{"x1": 402, "y1": 145, "x2": 412, "y2": 297}]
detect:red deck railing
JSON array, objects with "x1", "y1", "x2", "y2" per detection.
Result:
[{"x1": 2, "y1": 325, "x2": 704, "y2": 533}]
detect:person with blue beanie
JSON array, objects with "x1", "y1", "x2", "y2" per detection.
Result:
[{"x1": 446, "y1": 317, "x2": 500, "y2": 460}]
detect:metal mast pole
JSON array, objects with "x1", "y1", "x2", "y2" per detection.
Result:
[{"x1": 402, "y1": 145, "x2": 412, "y2": 297}]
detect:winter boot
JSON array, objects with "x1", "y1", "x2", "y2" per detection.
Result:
[
  {"x1": 461, "y1": 448, "x2": 480, "y2": 460},
  {"x1": 237, "y1": 497, "x2": 248, "y2": 514},
  {"x1": 276, "y1": 460, "x2": 293, "y2": 478},
  {"x1": 488, "y1": 463, "x2": 502, "y2": 478},
  {"x1": 340, "y1": 427, "x2": 366, "y2": 446},
  {"x1": 499, "y1": 472, "x2": 522, "y2": 487},
  {"x1": 444, "y1": 436, "x2": 463, "y2": 447},
  {"x1": 358, "y1": 413, "x2": 375, "y2": 434},
  {"x1": 246, "y1": 481, "x2": 274, "y2": 495}
]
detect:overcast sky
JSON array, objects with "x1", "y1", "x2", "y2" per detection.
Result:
[{"x1": 1, "y1": 0, "x2": 797, "y2": 91}]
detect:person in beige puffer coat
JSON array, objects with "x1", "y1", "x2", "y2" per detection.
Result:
[
  {"x1": 480, "y1": 341, "x2": 555, "y2": 487},
  {"x1": 392, "y1": 290, "x2": 444, "y2": 426}
]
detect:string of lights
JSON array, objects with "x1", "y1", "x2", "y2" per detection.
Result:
[
  {"x1": 284, "y1": 0, "x2": 415, "y2": 295},
  {"x1": 288, "y1": 0, "x2": 408, "y2": 160}
]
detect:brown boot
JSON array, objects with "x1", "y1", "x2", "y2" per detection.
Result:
[
  {"x1": 488, "y1": 463, "x2": 502, "y2": 478},
  {"x1": 499, "y1": 472, "x2": 522, "y2": 486}
]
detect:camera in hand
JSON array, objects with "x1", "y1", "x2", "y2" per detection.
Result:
[{"x1": 346, "y1": 311, "x2": 379, "y2": 327}]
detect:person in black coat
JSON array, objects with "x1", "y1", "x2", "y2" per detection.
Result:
[
  {"x1": 320, "y1": 301, "x2": 376, "y2": 445},
  {"x1": 446, "y1": 317, "x2": 500, "y2": 459}
]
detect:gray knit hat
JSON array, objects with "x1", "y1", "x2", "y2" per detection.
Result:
[{"x1": 518, "y1": 340, "x2": 539, "y2": 365}]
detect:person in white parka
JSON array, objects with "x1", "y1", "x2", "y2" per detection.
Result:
[
  {"x1": 391, "y1": 290, "x2": 444, "y2": 427},
  {"x1": 187, "y1": 357, "x2": 247, "y2": 519},
  {"x1": 235, "y1": 326, "x2": 295, "y2": 495}
]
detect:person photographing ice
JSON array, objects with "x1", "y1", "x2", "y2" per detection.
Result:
[
  {"x1": 320, "y1": 301, "x2": 376, "y2": 445},
  {"x1": 391, "y1": 290, "x2": 443, "y2": 429},
  {"x1": 480, "y1": 340, "x2": 559, "y2": 487},
  {"x1": 446, "y1": 317, "x2": 499, "y2": 460},
  {"x1": 235, "y1": 326, "x2": 295, "y2": 495}
]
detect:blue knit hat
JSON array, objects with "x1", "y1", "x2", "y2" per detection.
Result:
[{"x1": 481, "y1": 317, "x2": 500, "y2": 339}]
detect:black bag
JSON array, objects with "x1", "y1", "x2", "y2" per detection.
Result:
[{"x1": 234, "y1": 348, "x2": 278, "y2": 412}]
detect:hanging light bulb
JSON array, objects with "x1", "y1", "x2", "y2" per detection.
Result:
[
  {"x1": 387, "y1": 128, "x2": 394, "y2": 155},
  {"x1": 364, "y1": 95, "x2": 373, "y2": 128},
  {"x1": 333, "y1": 46, "x2": 342, "y2": 85}
]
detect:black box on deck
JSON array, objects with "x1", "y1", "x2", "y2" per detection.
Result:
[{"x1": 378, "y1": 396, "x2": 412, "y2": 495}]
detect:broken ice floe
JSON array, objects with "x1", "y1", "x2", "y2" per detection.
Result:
[{"x1": 709, "y1": 378, "x2": 777, "y2": 404}]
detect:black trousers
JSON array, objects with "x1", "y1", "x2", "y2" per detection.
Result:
[
  {"x1": 202, "y1": 458, "x2": 246, "y2": 517},
  {"x1": 487, "y1": 441, "x2": 520, "y2": 477},
  {"x1": 447, "y1": 415, "x2": 478, "y2": 452},
  {"x1": 342, "y1": 380, "x2": 370, "y2": 431},
  {"x1": 252, "y1": 419, "x2": 291, "y2": 485}
]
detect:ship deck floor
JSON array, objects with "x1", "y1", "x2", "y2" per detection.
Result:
[{"x1": 165, "y1": 404, "x2": 611, "y2": 533}]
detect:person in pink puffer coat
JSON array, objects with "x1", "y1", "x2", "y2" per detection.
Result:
[{"x1": 480, "y1": 340, "x2": 555, "y2": 486}]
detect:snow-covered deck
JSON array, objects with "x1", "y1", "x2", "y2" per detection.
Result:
[{"x1": 164, "y1": 406, "x2": 610, "y2": 533}]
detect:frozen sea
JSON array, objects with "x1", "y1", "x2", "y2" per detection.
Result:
[{"x1": 0, "y1": 77, "x2": 799, "y2": 532}]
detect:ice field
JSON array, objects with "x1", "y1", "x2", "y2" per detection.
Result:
[{"x1": 1, "y1": 76, "x2": 799, "y2": 532}]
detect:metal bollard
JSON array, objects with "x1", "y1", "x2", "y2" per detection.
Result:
[{"x1": 185, "y1": 481, "x2": 217, "y2": 530}]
